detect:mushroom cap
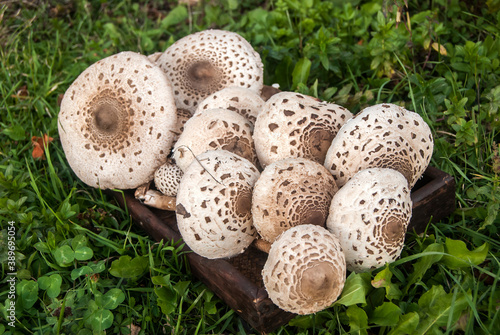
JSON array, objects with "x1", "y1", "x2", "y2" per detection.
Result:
[
  {"x1": 253, "y1": 92, "x2": 353, "y2": 168},
  {"x1": 194, "y1": 86, "x2": 265, "y2": 128},
  {"x1": 323, "y1": 103, "x2": 433, "y2": 188},
  {"x1": 252, "y1": 158, "x2": 338, "y2": 243},
  {"x1": 154, "y1": 158, "x2": 183, "y2": 197},
  {"x1": 171, "y1": 108, "x2": 192, "y2": 144},
  {"x1": 175, "y1": 149, "x2": 260, "y2": 259},
  {"x1": 172, "y1": 108, "x2": 258, "y2": 172},
  {"x1": 157, "y1": 29, "x2": 264, "y2": 113},
  {"x1": 262, "y1": 224, "x2": 346, "y2": 315},
  {"x1": 147, "y1": 52, "x2": 163, "y2": 63},
  {"x1": 326, "y1": 168, "x2": 412, "y2": 272},
  {"x1": 58, "y1": 51, "x2": 177, "y2": 189}
]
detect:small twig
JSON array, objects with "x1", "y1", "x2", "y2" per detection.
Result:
[{"x1": 173, "y1": 145, "x2": 224, "y2": 186}]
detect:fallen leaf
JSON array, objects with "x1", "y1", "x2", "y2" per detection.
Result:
[
  {"x1": 11, "y1": 85, "x2": 29, "y2": 99},
  {"x1": 431, "y1": 42, "x2": 447, "y2": 56},
  {"x1": 32, "y1": 134, "x2": 54, "y2": 160}
]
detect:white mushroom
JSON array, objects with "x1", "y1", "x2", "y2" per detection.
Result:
[
  {"x1": 254, "y1": 92, "x2": 353, "y2": 168},
  {"x1": 194, "y1": 86, "x2": 265, "y2": 128},
  {"x1": 326, "y1": 168, "x2": 412, "y2": 272},
  {"x1": 171, "y1": 108, "x2": 192, "y2": 144},
  {"x1": 262, "y1": 224, "x2": 346, "y2": 315},
  {"x1": 154, "y1": 158, "x2": 183, "y2": 197},
  {"x1": 172, "y1": 108, "x2": 257, "y2": 172},
  {"x1": 252, "y1": 158, "x2": 338, "y2": 243},
  {"x1": 147, "y1": 52, "x2": 163, "y2": 63},
  {"x1": 157, "y1": 29, "x2": 264, "y2": 114},
  {"x1": 134, "y1": 159, "x2": 182, "y2": 211},
  {"x1": 175, "y1": 150, "x2": 260, "y2": 259},
  {"x1": 58, "y1": 51, "x2": 177, "y2": 189},
  {"x1": 135, "y1": 184, "x2": 176, "y2": 211},
  {"x1": 324, "y1": 103, "x2": 434, "y2": 188}
]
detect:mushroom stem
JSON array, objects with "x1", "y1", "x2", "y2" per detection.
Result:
[
  {"x1": 253, "y1": 238, "x2": 271, "y2": 253},
  {"x1": 135, "y1": 185, "x2": 176, "y2": 211}
]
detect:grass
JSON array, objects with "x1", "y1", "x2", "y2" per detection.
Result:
[{"x1": 1, "y1": 0, "x2": 499, "y2": 334}]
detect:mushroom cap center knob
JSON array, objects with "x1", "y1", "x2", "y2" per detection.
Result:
[
  {"x1": 94, "y1": 102, "x2": 121, "y2": 135},
  {"x1": 382, "y1": 215, "x2": 406, "y2": 244},
  {"x1": 300, "y1": 262, "x2": 337, "y2": 302},
  {"x1": 188, "y1": 61, "x2": 217, "y2": 82}
]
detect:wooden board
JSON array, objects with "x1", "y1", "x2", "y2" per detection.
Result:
[{"x1": 111, "y1": 165, "x2": 455, "y2": 334}]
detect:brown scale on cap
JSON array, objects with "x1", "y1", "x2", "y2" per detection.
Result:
[
  {"x1": 324, "y1": 103, "x2": 434, "y2": 188},
  {"x1": 254, "y1": 92, "x2": 353, "y2": 168},
  {"x1": 157, "y1": 30, "x2": 264, "y2": 114},
  {"x1": 172, "y1": 108, "x2": 258, "y2": 172},
  {"x1": 262, "y1": 225, "x2": 346, "y2": 315},
  {"x1": 326, "y1": 168, "x2": 412, "y2": 272},
  {"x1": 58, "y1": 51, "x2": 177, "y2": 189},
  {"x1": 252, "y1": 158, "x2": 338, "y2": 243},
  {"x1": 175, "y1": 150, "x2": 260, "y2": 259}
]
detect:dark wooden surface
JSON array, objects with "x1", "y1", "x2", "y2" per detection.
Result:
[
  {"x1": 112, "y1": 190, "x2": 296, "y2": 333},
  {"x1": 111, "y1": 165, "x2": 456, "y2": 334},
  {"x1": 408, "y1": 166, "x2": 456, "y2": 232}
]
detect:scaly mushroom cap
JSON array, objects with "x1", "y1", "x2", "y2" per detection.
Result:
[
  {"x1": 154, "y1": 158, "x2": 183, "y2": 197},
  {"x1": 58, "y1": 51, "x2": 177, "y2": 189},
  {"x1": 172, "y1": 108, "x2": 257, "y2": 172},
  {"x1": 326, "y1": 168, "x2": 412, "y2": 272},
  {"x1": 194, "y1": 86, "x2": 265, "y2": 128},
  {"x1": 171, "y1": 108, "x2": 192, "y2": 144},
  {"x1": 157, "y1": 29, "x2": 264, "y2": 113},
  {"x1": 324, "y1": 103, "x2": 433, "y2": 188},
  {"x1": 254, "y1": 92, "x2": 353, "y2": 168},
  {"x1": 252, "y1": 158, "x2": 338, "y2": 243},
  {"x1": 262, "y1": 225, "x2": 346, "y2": 315},
  {"x1": 176, "y1": 150, "x2": 260, "y2": 259},
  {"x1": 147, "y1": 52, "x2": 163, "y2": 63}
]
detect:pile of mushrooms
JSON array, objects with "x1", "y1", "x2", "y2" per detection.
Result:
[{"x1": 58, "y1": 29, "x2": 434, "y2": 315}]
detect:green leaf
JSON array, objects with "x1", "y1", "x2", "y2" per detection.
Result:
[
  {"x1": 204, "y1": 300, "x2": 218, "y2": 315},
  {"x1": 3, "y1": 125, "x2": 26, "y2": 141},
  {"x1": 71, "y1": 266, "x2": 93, "y2": 280},
  {"x1": 173, "y1": 281, "x2": 191, "y2": 297},
  {"x1": 387, "y1": 312, "x2": 420, "y2": 335},
  {"x1": 346, "y1": 305, "x2": 368, "y2": 335},
  {"x1": 34, "y1": 241, "x2": 50, "y2": 253},
  {"x1": 101, "y1": 288, "x2": 125, "y2": 310},
  {"x1": 369, "y1": 302, "x2": 401, "y2": 327},
  {"x1": 292, "y1": 57, "x2": 312, "y2": 89},
  {"x1": 227, "y1": 0, "x2": 238, "y2": 10},
  {"x1": 405, "y1": 243, "x2": 444, "y2": 291},
  {"x1": 160, "y1": 6, "x2": 188, "y2": 29},
  {"x1": 109, "y1": 255, "x2": 148, "y2": 279},
  {"x1": 74, "y1": 246, "x2": 93, "y2": 261},
  {"x1": 155, "y1": 286, "x2": 177, "y2": 316},
  {"x1": 441, "y1": 238, "x2": 489, "y2": 269},
  {"x1": 152, "y1": 275, "x2": 171, "y2": 287},
  {"x1": 415, "y1": 285, "x2": 470, "y2": 335},
  {"x1": 38, "y1": 274, "x2": 62, "y2": 298},
  {"x1": 371, "y1": 266, "x2": 402, "y2": 301},
  {"x1": 335, "y1": 272, "x2": 372, "y2": 307},
  {"x1": 17, "y1": 280, "x2": 38, "y2": 309},
  {"x1": 85, "y1": 308, "x2": 113, "y2": 332},
  {"x1": 451, "y1": 62, "x2": 472, "y2": 72},
  {"x1": 53, "y1": 245, "x2": 75, "y2": 266},
  {"x1": 71, "y1": 234, "x2": 88, "y2": 250},
  {"x1": 90, "y1": 261, "x2": 107, "y2": 274}
]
